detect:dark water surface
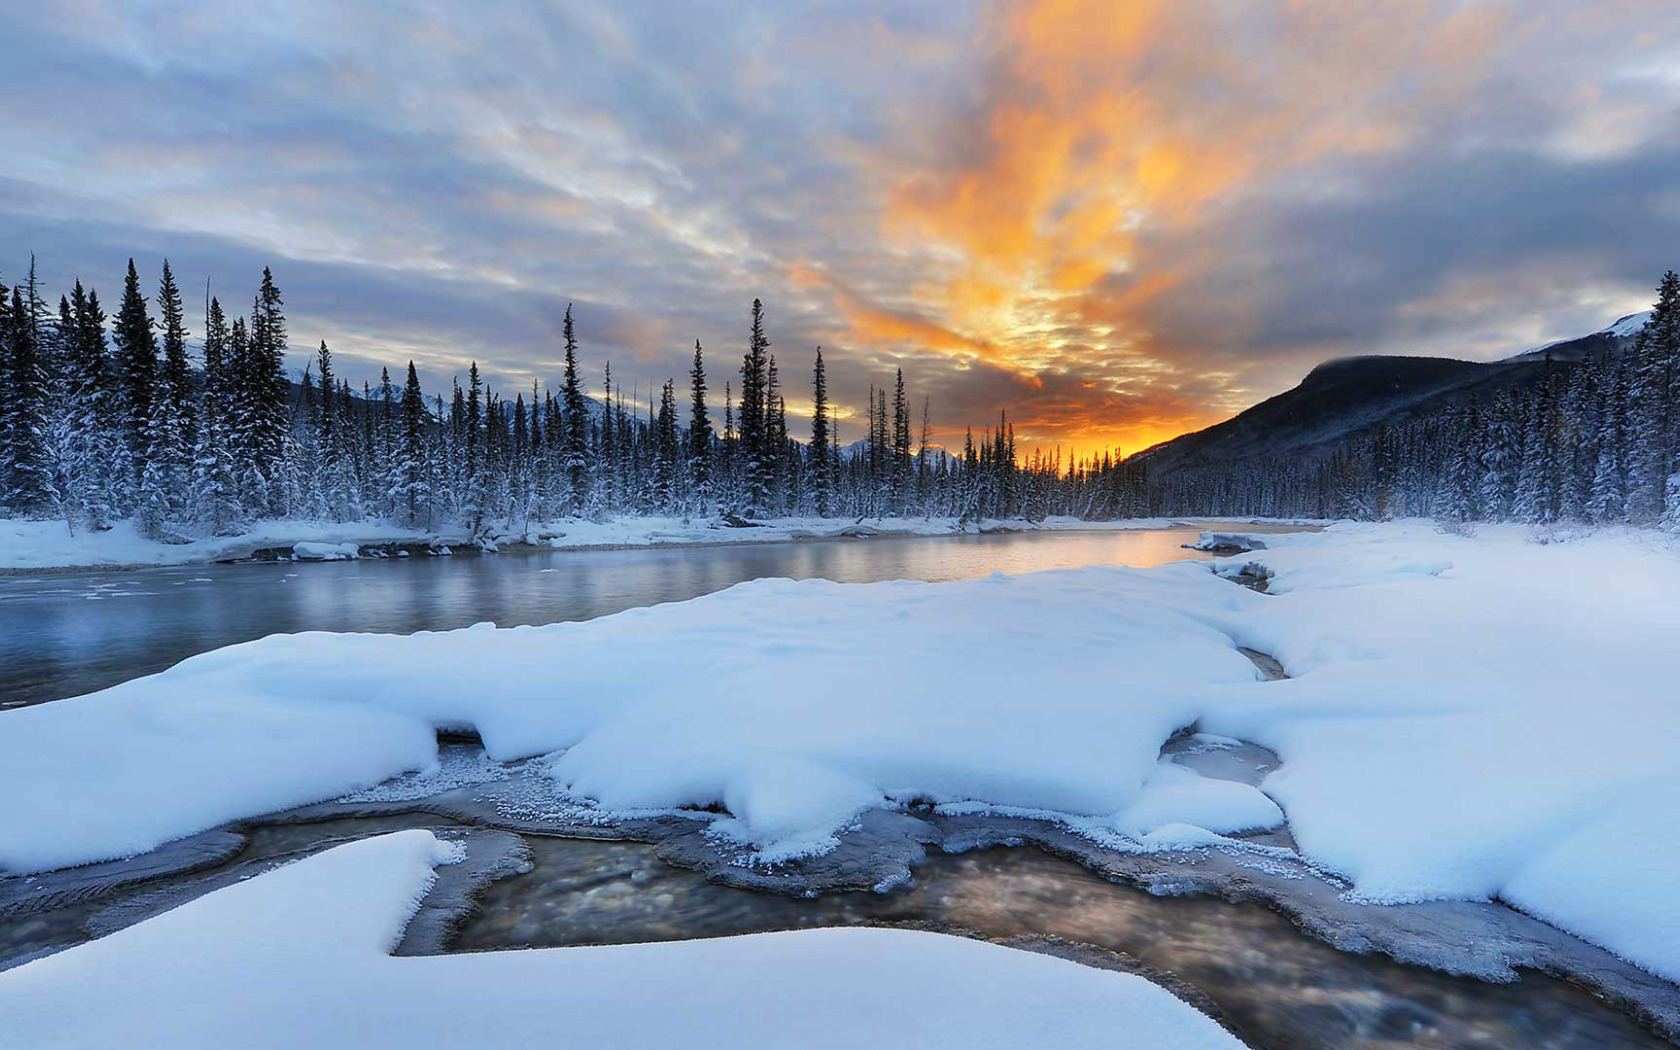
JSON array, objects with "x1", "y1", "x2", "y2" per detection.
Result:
[
  {"x1": 453, "y1": 834, "x2": 1668, "y2": 1050},
  {"x1": 0, "y1": 527, "x2": 1214, "y2": 706}
]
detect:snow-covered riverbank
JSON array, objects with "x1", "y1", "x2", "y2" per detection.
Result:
[
  {"x1": 0, "y1": 513, "x2": 1314, "y2": 572},
  {"x1": 3, "y1": 521, "x2": 1676, "y2": 990}
]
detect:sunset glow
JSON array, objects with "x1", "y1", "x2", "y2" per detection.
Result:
[{"x1": 2, "y1": 1, "x2": 1676, "y2": 459}]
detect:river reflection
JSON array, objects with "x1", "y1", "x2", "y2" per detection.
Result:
[{"x1": 1, "y1": 527, "x2": 1220, "y2": 706}]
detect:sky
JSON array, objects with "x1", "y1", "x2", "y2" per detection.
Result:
[{"x1": 2, "y1": 1, "x2": 1678, "y2": 457}]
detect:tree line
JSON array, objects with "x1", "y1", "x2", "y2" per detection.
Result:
[
  {"x1": 1153, "y1": 271, "x2": 1680, "y2": 529},
  {"x1": 0, "y1": 258, "x2": 1148, "y2": 537}
]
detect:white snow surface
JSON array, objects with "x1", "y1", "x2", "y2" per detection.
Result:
[
  {"x1": 0, "y1": 518, "x2": 443, "y2": 570},
  {"x1": 290, "y1": 540, "x2": 362, "y2": 560},
  {"x1": 1198, "y1": 522, "x2": 1680, "y2": 983},
  {"x1": 5, "y1": 521, "x2": 1680, "y2": 984},
  {"x1": 0, "y1": 830, "x2": 1244, "y2": 1050},
  {"x1": 1604, "y1": 310, "x2": 1654, "y2": 338}
]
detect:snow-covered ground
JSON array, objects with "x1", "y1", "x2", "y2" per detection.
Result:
[
  {"x1": 0, "y1": 518, "x2": 445, "y2": 571},
  {"x1": 0, "y1": 829, "x2": 1243, "y2": 1050},
  {"x1": 0, "y1": 512, "x2": 1314, "y2": 571},
  {"x1": 2, "y1": 521, "x2": 1676, "y2": 986}
]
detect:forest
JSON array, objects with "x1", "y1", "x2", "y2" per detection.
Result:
[
  {"x1": 0, "y1": 258, "x2": 1147, "y2": 538},
  {"x1": 1155, "y1": 271, "x2": 1680, "y2": 527},
  {"x1": 0, "y1": 255, "x2": 1675, "y2": 537}
]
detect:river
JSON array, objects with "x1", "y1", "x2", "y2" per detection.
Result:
[{"x1": 1, "y1": 526, "x2": 1225, "y2": 707}]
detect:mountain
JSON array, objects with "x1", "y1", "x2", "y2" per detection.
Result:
[{"x1": 1134, "y1": 312, "x2": 1648, "y2": 474}]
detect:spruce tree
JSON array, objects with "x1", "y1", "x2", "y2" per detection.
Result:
[
  {"x1": 687, "y1": 340, "x2": 712, "y2": 503},
  {"x1": 243, "y1": 268, "x2": 289, "y2": 516},
  {"x1": 394, "y1": 361, "x2": 430, "y2": 527},
  {"x1": 1, "y1": 285, "x2": 55, "y2": 515},
  {"x1": 738, "y1": 298, "x2": 771, "y2": 515},
  {"x1": 157, "y1": 260, "x2": 195, "y2": 450},
  {"x1": 191, "y1": 295, "x2": 243, "y2": 534},
  {"x1": 560, "y1": 304, "x2": 591, "y2": 514},
  {"x1": 111, "y1": 259, "x2": 159, "y2": 478},
  {"x1": 766, "y1": 353, "x2": 784, "y2": 514},
  {"x1": 810, "y1": 347, "x2": 832, "y2": 517}
]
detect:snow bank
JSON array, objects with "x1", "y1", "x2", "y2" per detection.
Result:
[
  {"x1": 290, "y1": 541, "x2": 361, "y2": 561},
  {"x1": 0, "y1": 565, "x2": 1271, "y2": 872},
  {"x1": 1200, "y1": 521, "x2": 1680, "y2": 981},
  {"x1": 0, "y1": 831, "x2": 1244, "y2": 1050},
  {"x1": 1186, "y1": 531, "x2": 1269, "y2": 552},
  {"x1": 0, "y1": 518, "x2": 441, "y2": 571}
]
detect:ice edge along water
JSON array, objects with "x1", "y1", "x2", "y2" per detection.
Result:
[{"x1": 1, "y1": 521, "x2": 1677, "y2": 989}]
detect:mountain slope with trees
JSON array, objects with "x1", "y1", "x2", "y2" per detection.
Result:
[{"x1": 1138, "y1": 294, "x2": 1680, "y2": 527}]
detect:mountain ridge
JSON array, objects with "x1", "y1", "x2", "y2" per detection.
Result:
[{"x1": 1133, "y1": 312, "x2": 1647, "y2": 475}]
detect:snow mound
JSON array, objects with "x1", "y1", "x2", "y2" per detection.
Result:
[
  {"x1": 1204, "y1": 521, "x2": 1680, "y2": 981},
  {"x1": 1186, "y1": 531, "x2": 1268, "y2": 552},
  {"x1": 0, "y1": 565, "x2": 1263, "y2": 873},
  {"x1": 0, "y1": 831, "x2": 1245, "y2": 1050},
  {"x1": 291, "y1": 541, "x2": 361, "y2": 561}
]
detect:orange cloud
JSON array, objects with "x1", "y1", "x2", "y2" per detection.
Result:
[
  {"x1": 843, "y1": 0, "x2": 1516, "y2": 452},
  {"x1": 787, "y1": 261, "x2": 997, "y2": 360}
]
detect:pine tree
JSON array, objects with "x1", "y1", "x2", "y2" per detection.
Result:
[
  {"x1": 766, "y1": 353, "x2": 785, "y2": 514},
  {"x1": 810, "y1": 347, "x2": 832, "y2": 517},
  {"x1": 1, "y1": 284, "x2": 55, "y2": 515},
  {"x1": 461, "y1": 362, "x2": 486, "y2": 531},
  {"x1": 393, "y1": 361, "x2": 430, "y2": 527},
  {"x1": 892, "y1": 369, "x2": 911, "y2": 514},
  {"x1": 191, "y1": 295, "x2": 243, "y2": 534},
  {"x1": 687, "y1": 340, "x2": 712, "y2": 504},
  {"x1": 1645, "y1": 272, "x2": 1680, "y2": 529},
  {"x1": 242, "y1": 268, "x2": 289, "y2": 516},
  {"x1": 558, "y1": 304, "x2": 591, "y2": 515},
  {"x1": 314, "y1": 340, "x2": 349, "y2": 520},
  {"x1": 738, "y1": 299, "x2": 771, "y2": 516},
  {"x1": 653, "y1": 378, "x2": 679, "y2": 512},
  {"x1": 156, "y1": 260, "x2": 195, "y2": 451},
  {"x1": 111, "y1": 259, "x2": 159, "y2": 479},
  {"x1": 596, "y1": 364, "x2": 616, "y2": 513}
]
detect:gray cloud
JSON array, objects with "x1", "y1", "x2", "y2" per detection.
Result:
[{"x1": 2, "y1": 1, "x2": 1676, "y2": 456}]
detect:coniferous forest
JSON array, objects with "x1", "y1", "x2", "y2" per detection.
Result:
[
  {"x1": 0, "y1": 259, "x2": 1148, "y2": 539},
  {"x1": 0, "y1": 255, "x2": 1676, "y2": 538},
  {"x1": 1153, "y1": 271, "x2": 1680, "y2": 527}
]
